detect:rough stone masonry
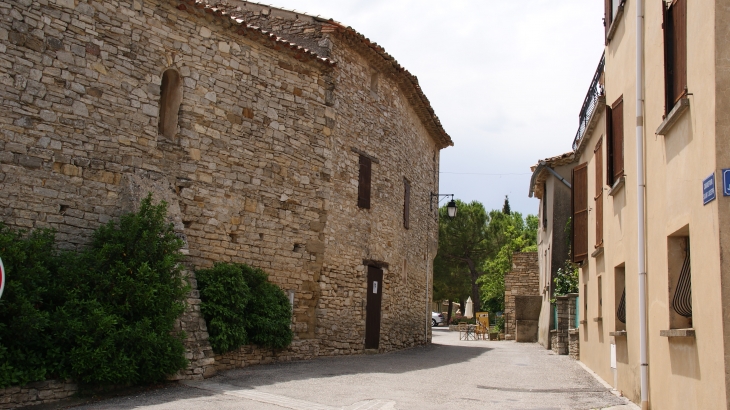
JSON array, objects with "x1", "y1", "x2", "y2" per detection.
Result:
[{"x1": 0, "y1": 0, "x2": 453, "y2": 395}]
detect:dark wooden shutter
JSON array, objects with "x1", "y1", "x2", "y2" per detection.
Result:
[
  {"x1": 664, "y1": 0, "x2": 687, "y2": 112},
  {"x1": 611, "y1": 97, "x2": 624, "y2": 183},
  {"x1": 606, "y1": 104, "x2": 614, "y2": 186},
  {"x1": 572, "y1": 163, "x2": 589, "y2": 263},
  {"x1": 594, "y1": 138, "x2": 604, "y2": 248},
  {"x1": 604, "y1": 0, "x2": 612, "y2": 39},
  {"x1": 403, "y1": 179, "x2": 410, "y2": 229},
  {"x1": 358, "y1": 155, "x2": 371, "y2": 209}
]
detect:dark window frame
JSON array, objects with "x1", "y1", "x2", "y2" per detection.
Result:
[
  {"x1": 663, "y1": 0, "x2": 688, "y2": 113},
  {"x1": 572, "y1": 162, "x2": 589, "y2": 264},
  {"x1": 594, "y1": 137, "x2": 604, "y2": 248},
  {"x1": 357, "y1": 154, "x2": 372, "y2": 209},
  {"x1": 403, "y1": 178, "x2": 410, "y2": 229},
  {"x1": 606, "y1": 96, "x2": 624, "y2": 186}
]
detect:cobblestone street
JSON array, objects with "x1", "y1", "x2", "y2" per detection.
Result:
[{"x1": 73, "y1": 328, "x2": 634, "y2": 410}]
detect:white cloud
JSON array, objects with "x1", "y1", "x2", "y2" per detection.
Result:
[{"x1": 267, "y1": 0, "x2": 605, "y2": 215}]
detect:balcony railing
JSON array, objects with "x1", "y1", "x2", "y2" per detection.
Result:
[{"x1": 572, "y1": 53, "x2": 605, "y2": 151}]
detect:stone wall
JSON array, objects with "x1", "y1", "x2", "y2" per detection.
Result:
[
  {"x1": 504, "y1": 252, "x2": 539, "y2": 340},
  {"x1": 0, "y1": 0, "x2": 447, "y2": 400},
  {"x1": 0, "y1": 380, "x2": 76, "y2": 410}
]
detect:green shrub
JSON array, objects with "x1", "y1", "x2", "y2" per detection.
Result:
[
  {"x1": 553, "y1": 259, "x2": 579, "y2": 300},
  {"x1": 196, "y1": 263, "x2": 251, "y2": 353},
  {"x1": 241, "y1": 267, "x2": 293, "y2": 349},
  {"x1": 0, "y1": 195, "x2": 190, "y2": 388},
  {"x1": 0, "y1": 225, "x2": 59, "y2": 387},
  {"x1": 196, "y1": 263, "x2": 292, "y2": 353}
]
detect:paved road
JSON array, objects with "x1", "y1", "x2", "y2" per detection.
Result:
[{"x1": 73, "y1": 328, "x2": 633, "y2": 410}]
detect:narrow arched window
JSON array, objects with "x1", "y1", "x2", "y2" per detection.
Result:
[{"x1": 159, "y1": 69, "x2": 183, "y2": 139}]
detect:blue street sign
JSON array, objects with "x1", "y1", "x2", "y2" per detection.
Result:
[
  {"x1": 703, "y1": 173, "x2": 716, "y2": 205},
  {"x1": 723, "y1": 169, "x2": 730, "y2": 196}
]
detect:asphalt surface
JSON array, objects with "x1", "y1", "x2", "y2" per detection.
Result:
[{"x1": 72, "y1": 328, "x2": 633, "y2": 410}]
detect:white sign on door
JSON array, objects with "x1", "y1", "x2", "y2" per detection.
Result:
[{"x1": 373, "y1": 281, "x2": 378, "y2": 294}]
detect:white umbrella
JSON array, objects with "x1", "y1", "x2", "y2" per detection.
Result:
[{"x1": 465, "y1": 297, "x2": 474, "y2": 319}]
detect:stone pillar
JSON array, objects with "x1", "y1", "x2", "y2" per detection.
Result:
[
  {"x1": 170, "y1": 270, "x2": 216, "y2": 380},
  {"x1": 567, "y1": 293, "x2": 580, "y2": 360},
  {"x1": 550, "y1": 296, "x2": 569, "y2": 355}
]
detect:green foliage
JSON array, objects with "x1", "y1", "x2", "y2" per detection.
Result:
[
  {"x1": 0, "y1": 225, "x2": 59, "y2": 387},
  {"x1": 449, "y1": 315, "x2": 475, "y2": 325},
  {"x1": 0, "y1": 195, "x2": 190, "y2": 388},
  {"x1": 477, "y1": 212, "x2": 538, "y2": 313},
  {"x1": 495, "y1": 316, "x2": 505, "y2": 332},
  {"x1": 434, "y1": 198, "x2": 539, "y2": 316},
  {"x1": 197, "y1": 263, "x2": 292, "y2": 353},
  {"x1": 196, "y1": 263, "x2": 251, "y2": 354},
  {"x1": 553, "y1": 259, "x2": 579, "y2": 299},
  {"x1": 502, "y1": 196, "x2": 511, "y2": 215}
]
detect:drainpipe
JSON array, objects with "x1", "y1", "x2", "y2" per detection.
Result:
[{"x1": 635, "y1": 0, "x2": 649, "y2": 408}]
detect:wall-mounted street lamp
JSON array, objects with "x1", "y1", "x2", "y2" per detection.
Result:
[{"x1": 430, "y1": 193, "x2": 457, "y2": 219}]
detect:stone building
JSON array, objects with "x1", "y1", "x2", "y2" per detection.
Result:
[
  {"x1": 0, "y1": 0, "x2": 452, "y2": 385},
  {"x1": 528, "y1": 151, "x2": 576, "y2": 349}
]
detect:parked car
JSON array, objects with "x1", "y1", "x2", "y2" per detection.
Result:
[{"x1": 432, "y1": 312, "x2": 445, "y2": 327}]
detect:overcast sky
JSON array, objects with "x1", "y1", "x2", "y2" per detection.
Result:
[{"x1": 267, "y1": 0, "x2": 606, "y2": 216}]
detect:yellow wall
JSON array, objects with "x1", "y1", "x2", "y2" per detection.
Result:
[{"x1": 576, "y1": 0, "x2": 727, "y2": 408}]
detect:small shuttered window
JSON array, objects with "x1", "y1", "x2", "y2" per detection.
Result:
[
  {"x1": 594, "y1": 138, "x2": 604, "y2": 248},
  {"x1": 663, "y1": 0, "x2": 687, "y2": 112},
  {"x1": 358, "y1": 154, "x2": 372, "y2": 209},
  {"x1": 572, "y1": 163, "x2": 589, "y2": 263},
  {"x1": 604, "y1": 0, "x2": 613, "y2": 38},
  {"x1": 403, "y1": 179, "x2": 410, "y2": 229},
  {"x1": 606, "y1": 96, "x2": 624, "y2": 186}
]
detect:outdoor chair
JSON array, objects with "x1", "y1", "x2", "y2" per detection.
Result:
[{"x1": 458, "y1": 323, "x2": 469, "y2": 340}]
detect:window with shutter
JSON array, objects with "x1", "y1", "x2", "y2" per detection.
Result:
[
  {"x1": 358, "y1": 155, "x2": 372, "y2": 209},
  {"x1": 542, "y1": 182, "x2": 548, "y2": 231},
  {"x1": 159, "y1": 69, "x2": 183, "y2": 140},
  {"x1": 604, "y1": 0, "x2": 613, "y2": 38},
  {"x1": 663, "y1": 0, "x2": 687, "y2": 112},
  {"x1": 594, "y1": 138, "x2": 604, "y2": 248},
  {"x1": 572, "y1": 163, "x2": 589, "y2": 263},
  {"x1": 403, "y1": 178, "x2": 410, "y2": 229},
  {"x1": 606, "y1": 96, "x2": 624, "y2": 186}
]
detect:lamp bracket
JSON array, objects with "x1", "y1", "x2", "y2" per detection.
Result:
[{"x1": 430, "y1": 193, "x2": 454, "y2": 211}]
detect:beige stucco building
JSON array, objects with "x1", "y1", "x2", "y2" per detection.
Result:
[{"x1": 564, "y1": 0, "x2": 730, "y2": 408}]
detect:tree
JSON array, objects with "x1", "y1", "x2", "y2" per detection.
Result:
[
  {"x1": 502, "y1": 196, "x2": 511, "y2": 215},
  {"x1": 433, "y1": 254, "x2": 471, "y2": 323},
  {"x1": 436, "y1": 200, "x2": 511, "y2": 314},
  {"x1": 478, "y1": 213, "x2": 538, "y2": 313}
]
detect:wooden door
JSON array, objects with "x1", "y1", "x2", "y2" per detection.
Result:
[{"x1": 365, "y1": 266, "x2": 383, "y2": 349}]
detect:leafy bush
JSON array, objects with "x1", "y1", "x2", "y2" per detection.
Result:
[
  {"x1": 0, "y1": 195, "x2": 190, "y2": 388},
  {"x1": 553, "y1": 259, "x2": 579, "y2": 300},
  {"x1": 0, "y1": 226, "x2": 60, "y2": 387},
  {"x1": 242, "y1": 267, "x2": 293, "y2": 349},
  {"x1": 196, "y1": 263, "x2": 251, "y2": 353},
  {"x1": 195, "y1": 263, "x2": 293, "y2": 353},
  {"x1": 197, "y1": 263, "x2": 293, "y2": 353},
  {"x1": 449, "y1": 315, "x2": 476, "y2": 325}
]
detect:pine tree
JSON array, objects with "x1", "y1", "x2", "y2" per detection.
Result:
[{"x1": 502, "y1": 196, "x2": 511, "y2": 215}]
